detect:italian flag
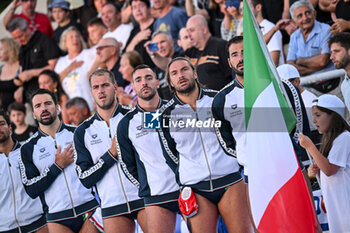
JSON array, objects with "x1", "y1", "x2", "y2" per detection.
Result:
[{"x1": 243, "y1": 0, "x2": 317, "y2": 232}]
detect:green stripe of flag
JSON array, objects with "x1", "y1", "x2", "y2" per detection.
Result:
[{"x1": 243, "y1": 0, "x2": 296, "y2": 133}]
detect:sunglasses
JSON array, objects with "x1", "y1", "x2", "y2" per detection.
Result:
[{"x1": 21, "y1": 0, "x2": 36, "y2": 2}]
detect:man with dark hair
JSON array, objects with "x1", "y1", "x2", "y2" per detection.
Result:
[
  {"x1": 117, "y1": 64, "x2": 180, "y2": 233},
  {"x1": 65, "y1": 97, "x2": 91, "y2": 126},
  {"x1": 3, "y1": 0, "x2": 53, "y2": 37},
  {"x1": 74, "y1": 69, "x2": 147, "y2": 233},
  {"x1": 328, "y1": 32, "x2": 350, "y2": 113},
  {"x1": 8, "y1": 17, "x2": 60, "y2": 105},
  {"x1": 101, "y1": 2, "x2": 133, "y2": 50},
  {"x1": 161, "y1": 57, "x2": 252, "y2": 232},
  {"x1": 185, "y1": 14, "x2": 233, "y2": 91},
  {"x1": 0, "y1": 109, "x2": 48, "y2": 233},
  {"x1": 19, "y1": 89, "x2": 99, "y2": 233}
]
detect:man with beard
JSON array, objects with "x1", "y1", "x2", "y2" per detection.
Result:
[
  {"x1": 329, "y1": 32, "x2": 350, "y2": 114},
  {"x1": 74, "y1": 69, "x2": 147, "y2": 233},
  {"x1": 159, "y1": 57, "x2": 252, "y2": 232},
  {"x1": 116, "y1": 65, "x2": 180, "y2": 233},
  {"x1": 0, "y1": 110, "x2": 48, "y2": 233},
  {"x1": 19, "y1": 89, "x2": 99, "y2": 233}
]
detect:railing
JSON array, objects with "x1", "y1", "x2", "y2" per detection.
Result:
[{"x1": 300, "y1": 69, "x2": 346, "y2": 86}]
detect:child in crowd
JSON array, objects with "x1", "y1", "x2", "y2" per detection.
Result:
[
  {"x1": 7, "y1": 102, "x2": 37, "y2": 143},
  {"x1": 298, "y1": 94, "x2": 350, "y2": 233}
]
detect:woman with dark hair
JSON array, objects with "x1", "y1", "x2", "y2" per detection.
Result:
[
  {"x1": 118, "y1": 50, "x2": 143, "y2": 106},
  {"x1": 38, "y1": 69, "x2": 69, "y2": 123}
]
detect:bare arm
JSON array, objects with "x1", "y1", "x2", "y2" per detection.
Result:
[
  {"x1": 282, "y1": 0, "x2": 290, "y2": 19},
  {"x1": 58, "y1": 60, "x2": 84, "y2": 82},
  {"x1": 18, "y1": 58, "x2": 58, "y2": 82},
  {"x1": 185, "y1": 0, "x2": 195, "y2": 17},
  {"x1": 287, "y1": 53, "x2": 330, "y2": 75},
  {"x1": 3, "y1": 0, "x2": 21, "y2": 29},
  {"x1": 270, "y1": 51, "x2": 280, "y2": 67},
  {"x1": 298, "y1": 134, "x2": 340, "y2": 176}
]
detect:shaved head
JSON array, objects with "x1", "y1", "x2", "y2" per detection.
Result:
[{"x1": 187, "y1": 14, "x2": 208, "y2": 29}]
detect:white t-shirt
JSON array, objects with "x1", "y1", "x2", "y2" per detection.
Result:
[
  {"x1": 103, "y1": 24, "x2": 133, "y2": 50},
  {"x1": 260, "y1": 19, "x2": 285, "y2": 66},
  {"x1": 54, "y1": 49, "x2": 95, "y2": 110},
  {"x1": 341, "y1": 73, "x2": 350, "y2": 115},
  {"x1": 301, "y1": 89, "x2": 317, "y2": 131},
  {"x1": 320, "y1": 131, "x2": 350, "y2": 233}
]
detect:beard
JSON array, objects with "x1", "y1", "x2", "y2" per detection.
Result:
[
  {"x1": 335, "y1": 54, "x2": 350, "y2": 69},
  {"x1": 96, "y1": 96, "x2": 115, "y2": 110},
  {"x1": 232, "y1": 62, "x2": 244, "y2": 77},
  {"x1": 175, "y1": 79, "x2": 196, "y2": 95},
  {"x1": 38, "y1": 111, "x2": 57, "y2": 126},
  {"x1": 138, "y1": 87, "x2": 157, "y2": 101},
  {"x1": 0, "y1": 133, "x2": 10, "y2": 143}
]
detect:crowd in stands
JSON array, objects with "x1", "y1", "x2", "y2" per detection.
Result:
[{"x1": 0, "y1": 0, "x2": 350, "y2": 232}]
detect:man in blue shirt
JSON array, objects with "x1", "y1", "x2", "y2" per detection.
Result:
[{"x1": 287, "y1": 0, "x2": 334, "y2": 76}]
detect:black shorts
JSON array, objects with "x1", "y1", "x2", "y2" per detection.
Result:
[
  {"x1": 2, "y1": 214, "x2": 46, "y2": 233},
  {"x1": 102, "y1": 199, "x2": 145, "y2": 219},
  {"x1": 54, "y1": 215, "x2": 84, "y2": 233},
  {"x1": 144, "y1": 190, "x2": 180, "y2": 213},
  {"x1": 193, "y1": 186, "x2": 229, "y2": 205}
]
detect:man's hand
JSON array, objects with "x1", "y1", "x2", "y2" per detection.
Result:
[
  {"x1": 18, "y1": 70, "x2": 33, "y2": 82},
  {"x1": 14, "y1": 86, "x2": 23, "y2": 103},
  {"x1": 11, "y1": 0, "x2": 21, "y2": 11},
  {"x1": 55, "y1": 144, "x2": 75, "y2": 169}
]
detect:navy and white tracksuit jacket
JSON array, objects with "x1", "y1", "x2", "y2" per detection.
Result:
[
  {"x1": 74, "y1": 104, "x2": 143, "y2": 218},
  {"x1": 1, "y1": 141, "x2": 45, "y2": 232},
  {"x1": 19, "y1": 122, "x2": 98, "y2": 222},
  {"x1": 159, "y1": 88, "x2": 241, "y2": 191},
  {"x1": 116, "y1": 100, "x2": 179, "y2": 199}
]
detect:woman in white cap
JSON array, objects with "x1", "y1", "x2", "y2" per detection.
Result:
[{"x1": 298, "y1": 94, "x2": 350, "y2": 233}]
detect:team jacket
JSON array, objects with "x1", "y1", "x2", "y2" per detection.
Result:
[
  {"x1": 19, "y1": 122, "x2": 98, "y2": 221},
  {"x1": 74, "y1": 104, "x2": 141, "y2": 210},
  {"x1": 211, "y1": 79, "x2": 246, "y2": 168},
  {"x1": 0, "y1": 141, "x2": 44, "y2": 232},
  {"x1": 159, "y1": 88, "x2": 240, "y2": 190},
  {"x1": 117, "y1": 100, "x2": 179, "y2": 197}
]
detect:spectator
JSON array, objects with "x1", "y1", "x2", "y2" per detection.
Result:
[
  {"x1": 49, "y1": 0, "x2": 85, "y2": 45},
  {"x1": 8, "y1": 102, "x2": 37, "y2": 143},
  {"x1": 329, "y1": 32, "x2": 350, "y2": 114},
  {"x1": 8, "y1": 17, "x2": 60, "y2": 106},
  {"x1": 153, "y1": 0, "x2": 188, "y2": 52},
  {"x1": 221, "y1": 0, "x2": 243, "y2": 41},
  {"x1": 185, "y1": 14, "x2": 232, "y2": 90},
  {"x1": 299, "y1": 94, "x2": 350, "y2": 233},
  {"x1": 145, "y1": 30, "x2": 181, "y2": 99},
  {"x1": 329, "y1": 0, "x2": 350, "y2": 34},
  {"x1": 4, "y1": 0, "x2": 53, "y2": 38},
  {"x1": 185, "y1": 0, "x2": 225, "y2": 38},
  {"x1": 54, "y1": 27, "x2": 95, "y2": 111},
  {"x1": 96, "y1": 37, "x2": 128, "y2": 88},
  {"x1": 38, "y1": 69, "x2": 69, "y2": 123},
  {"x1": 0, "y1": 38, "x2": 21, "y2": 111},
  {"x1": 177, "y1": 27, "x2": 192, "y2": 51},
  {"x1": 118, "y1": 51, "x2": 143, "y2": 106},
  {"x1": 277, "y1": 64, "x2": 318, "y2": 132},
  {"x1": 94, "y1": 0, "x2": 108, "y2": 17},
  {"x1": 125, "y1": 0, "x2": 155, "y2": 67},
  {"x1": 65, "y1": 97, "x2": 91, "y2": 126},
  {"x1": 87, "y1": 17, "x2": 107, "y2": 49},
  {"x1": 287, "y1": 1, "x2": 334, "y2": 76},
  {"x1": 101, "y1": 2, "x2": 133, "y2": 50},
  {"x1": 287, "y1": 0, "x2": 336, "y2": 93},
  {"x1": 0, "y1": 110, "x2": 47, "y2": 233}
]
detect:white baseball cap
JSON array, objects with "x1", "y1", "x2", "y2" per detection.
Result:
[
  {"x1": 276, "y1": 64, "x2": 300, "y2": 81},
  {"x1": 312, "y1": 94, "x2": 345, "y2": 120}
]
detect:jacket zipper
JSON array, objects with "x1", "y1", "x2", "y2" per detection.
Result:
[
  {"x1": 195, "y1": 112, "x2": 213, "y2": 191},
  {"x1": 109, "y1": 127, "x2": 131, "y2": 213},
  {"x1": 54, "y1": 139, "x2": 76, "y2": 217},
  {"x1": 8, "y1": 159, "x2": 22, "y2": 233}
]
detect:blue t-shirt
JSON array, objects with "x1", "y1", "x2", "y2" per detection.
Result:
[{"x1": 153, "y1": 6, "x2": 188, "y2": 52}]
